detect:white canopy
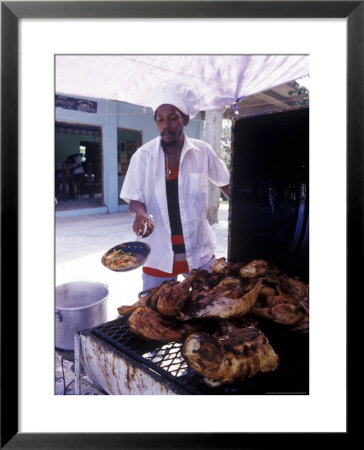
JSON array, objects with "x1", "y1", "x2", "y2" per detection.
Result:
[{"x1": 55, "y1": 55, "x2": 309, "y2": 112}]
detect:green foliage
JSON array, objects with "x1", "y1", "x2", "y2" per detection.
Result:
[{"x1": 288, "y1": 86, "x2": 309, "y2": 106}]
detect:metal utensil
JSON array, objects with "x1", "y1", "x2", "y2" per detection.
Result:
[{"x1": 135, "y1": 214, "x2": 153, "y2": 241}]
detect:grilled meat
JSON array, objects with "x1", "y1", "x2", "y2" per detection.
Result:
[
  {"x1": 263, "y1": 273, "x2": 308, "y2": 298},
  {"x1": 184, "y1": 279, "x2": 265, "y2": 320},
  {"x1": 239, "y1": 259, "x2": 269, "y2": 278},
  {"x1": 117, "y1": 280, "x2": 178, "y2": 316},
  {"x1": 118, "y1": 257, "x2": 308, "y2": 336},
  {"x1": 279, "y1": 275, "x2": 309, "y2": 300},
  {"x1": 211, "y1": 257, "x2": 249, "y2": 277},
  {"x1": 148, "y1": 280, "x2": 179, "y2": 310},
  {"x1": 210, "y1": 257, "x2": 233, "y2": 274},
  {"x1": 182, "y1": 327, "x2": 279, "y2": 386},
  {"x1": 217, "y1": 316, "x2": 261, "y2": 335},
  {"x1": 188, "y1": 269, "x2": 224, "y2": 289},
  {"x1": 128, "y1": 306, "x2": 208, "y2": 342},
  {"x1": 299, "y1": 298, "x2": 309, "y2": 315},
  {"x1": 128, "y1": 306, "x2": 184, "y2": 342},
  {"x1": 120, "y1": 257, "x2": 308, "y2": 387},
  {"x1": 252, "y1": 277, "x2": 309, "y2": 329},
  {"x1": 156, "y1": 269, "x2": 201, "y2": 317},
  {"x1": 212, "y1": 257, "x2": 273, "y2": 281},
  {"x1": 117, "y1": 294, "x2": 149, "y2": 316},
  {"x1": 289, "y1": 315, "x2": 309, "y2": 333},
  {"x1": 253, "y1": 303, "x2": 304, "y2": 326}
]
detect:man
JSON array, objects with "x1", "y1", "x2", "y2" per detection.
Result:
[{"x1": 120, "y1": 84, "x2": 230, "y2": 290}]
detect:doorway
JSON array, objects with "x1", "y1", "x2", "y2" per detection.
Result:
[
  {"x1": 117, "y1": 128, "x2": 142, "y2": 204},
  {"x1": 55, "y1": 122, "x2": 103, "y2": 211}
]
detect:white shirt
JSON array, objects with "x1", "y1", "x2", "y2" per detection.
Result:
[
  {"x1": 72, "y1": 155, "x2": 85, "y2": 175},
  {"x1": 120, "y1": 134, "x2": 230, "y2": 273}
]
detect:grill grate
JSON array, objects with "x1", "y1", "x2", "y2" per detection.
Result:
[
  {"x1": 143, "y1": 343, "x2": 189, "y2": 378},
  {"x1": 90, "y1": 317, "x2": 210, "y2": 394},
  {"x1": 89, "y1": 316, "x2": 309, "y2": 395}
]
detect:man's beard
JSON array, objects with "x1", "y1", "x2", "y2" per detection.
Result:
[
  {"x1": 162, "y1": 138, "x2": 177, "y2": 146},
  {"x1": 161, "y1": 131, "x2": 178, "y2": 146}
]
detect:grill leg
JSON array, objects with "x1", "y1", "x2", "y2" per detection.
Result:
[{"x1": 74, "y1": 333, "x2": 82, "y2": 395}]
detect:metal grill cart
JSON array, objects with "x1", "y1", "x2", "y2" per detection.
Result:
[{"x1": 74, "y1": 316, "x2": 308, "y2": 395}]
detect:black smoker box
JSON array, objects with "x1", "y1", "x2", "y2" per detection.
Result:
[
  {"x1": 76, "y1": 107, "x2": 309, "y2": 395},
  {"x1": 229, "y1": 106, "x2": 309, "y2": 281}
]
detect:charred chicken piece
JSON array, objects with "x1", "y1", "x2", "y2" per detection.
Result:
[
  {"x1": 128, "y1": 306, "x2": 184, "y2": 342},
  {"x1": 195, "y1": 273, "x2": 227, "y2": 292},
  {"x1": 127, "y1": 306, "x2": 209, "y2": 342},
  {"x1": 156, "y1": 269, "x2": 202, "y2": 318},
  {"x1": 252, "y1": 305, "x2": 305, "y2": 326},
  {"x1": 187, "y1": 269, "x2": 222, "y2": 289},
  {"x1": 270, "y1": 303, "x2": 304, "y2": 325},
  {"x1": 259, "y1": 285, "x2": 277, "y2": 298},
  {"x1": 262, "y1": 273, "x2": 308, "y2": 301},
  {"x1": 248, "y1": 267, "x2": 309, "y2": 331},
  {"x1": 187, "y1": 279, "x2": 265, "y2": 320},
  {"x1": 210, "y1": 257, "x2": 233, "y2": 274},
  {"x1": 117, "y1": 280, "x2": 177, "y2": 316},
  {"x1": 183, "y1": 276, "x2": 244, "y2": 317},
  {"x1": 117, "y1": 294, "x2": 149, "y2": 316},
  {"x1": 148, "y1": 280, "x2": 179, "y2": 310},
  {"x1": 182, "y1": 327, "x2": 279, "y2": 387},
  {"x1": 217, "y1": 316, "x2": 261, "y2": 335},
  {"x1": 252, "y1": 285, "x2": 306, "y2": 326},
  {"x1": 278, "y1": 275, "x2": 309, "y2": 301},
  {"x1": 239, "y1": 259, "x2": 269, "y2": 278},
  {"x1": 188, "y1": 271, "x2": 227, "y2": 302},
  {"x1": 299, "y1": 298, "x2": 309, "y2": 315},
  {"x1": 211, "y1": 257, "x2": 249, "y2": 277},
  {"x1": 289, "y1": 315, "x2": 309, "y2": 333}
]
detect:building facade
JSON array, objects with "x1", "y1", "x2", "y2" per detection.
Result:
[{"x1": 55, "y1": 94, "x2": 204, "y2": 216}]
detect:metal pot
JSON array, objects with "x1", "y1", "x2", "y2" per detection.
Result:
[{"x1": 56, "y1": 281, "x2": 108, "y2": 351}]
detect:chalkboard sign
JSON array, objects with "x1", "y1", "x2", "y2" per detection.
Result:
[{"x1": 55, "y1": 95, "x2": 97, "y2": 113}]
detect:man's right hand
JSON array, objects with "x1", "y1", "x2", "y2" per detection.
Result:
[{"x1": 129, "y1": 201, "x2": 154, "y2": 237}]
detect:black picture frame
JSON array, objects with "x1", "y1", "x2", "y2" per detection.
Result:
[{"x1": 1, "y1": 1, "x2": 359, "y2": 448}]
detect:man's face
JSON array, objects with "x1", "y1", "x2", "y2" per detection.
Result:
[{"x1": 155, "y1": 104, "x2": 189, "y2": 146}]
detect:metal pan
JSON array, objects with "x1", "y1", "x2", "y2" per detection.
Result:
[
  {"x1": 102, "y1": 215, "x2": 153, "y2": 272},
  {"x1": 101, "y1": 240, "x2": 151, "y2": 272}
]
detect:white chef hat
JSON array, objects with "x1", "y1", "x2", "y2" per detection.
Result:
[{"x1": 150, "y1": 83, "x2": 200, "y2": 118}]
